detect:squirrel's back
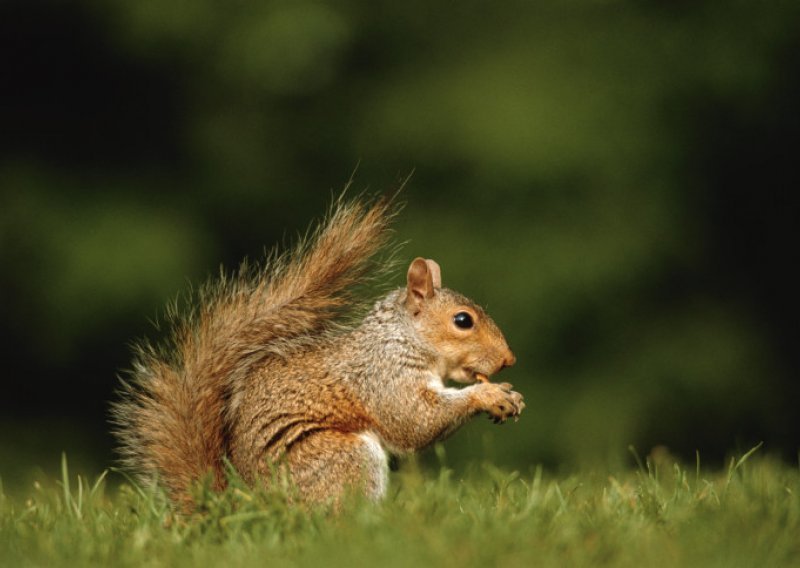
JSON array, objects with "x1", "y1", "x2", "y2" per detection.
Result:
[{"x1": 111, "y1": 195, "x2": 396, "y2": 509}]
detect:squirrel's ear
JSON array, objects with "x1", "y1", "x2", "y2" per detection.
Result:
[
  {"x1": 425, "y1": 258, "x2": 442, "y2": 289},
  {"x1": 406, "y1": 257, "x2": 438, "y2": 313}
]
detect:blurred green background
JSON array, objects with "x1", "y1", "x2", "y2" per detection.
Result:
[{"x1": 1, "y1": 0, "x2": 798, "y2": 489}]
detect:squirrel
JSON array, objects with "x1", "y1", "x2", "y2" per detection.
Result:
[{"x1": 112, "y1": 194, "x2": 524, "y2": 510}]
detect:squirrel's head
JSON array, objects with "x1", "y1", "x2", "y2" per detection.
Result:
[{"x1": 404, "y1": 257, "x2": 516, "y2": 384}]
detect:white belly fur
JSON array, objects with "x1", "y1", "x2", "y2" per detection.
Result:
[{"x1": 358, "y1": 431, "x2": 389, "y2": 500}]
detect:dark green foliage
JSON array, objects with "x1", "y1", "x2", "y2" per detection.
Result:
[{"x1": 0, "y1": 0, "x2": 798, "y2": 472}]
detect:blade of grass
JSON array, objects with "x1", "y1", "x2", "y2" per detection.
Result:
[
  {"x1": 695, "y1": 449, "x2": 701, "y2": 491},
  {"x1": 109, "y1": 467, "x2": 164, "y2": 518},
  {"x1": 726, "y1": 442, "x2": 764, "y2": 491},
  {"x1": 76, "y1": 474, "x2": 84, "y2": 519},
  {"x1": 61, "y1": 452, "x2": 73, "y2": 517},
  {"x1": 90, "y1": 470, "x2": 109, "y2": 499},
  {"x1": 629, "y1": 445, "x2": 646, "y2": 474}
]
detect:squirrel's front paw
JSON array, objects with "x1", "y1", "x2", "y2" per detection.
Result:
[{"x1": 474, "y1": 383, "x2": 525, "y2": 424}]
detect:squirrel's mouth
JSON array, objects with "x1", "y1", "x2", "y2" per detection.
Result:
[
  {"x1": 473, "y1": 372, "x2": 490, "y2": 383},
  {"x1": 459, "y1": 367, "x2": 491, "y2": 384}
]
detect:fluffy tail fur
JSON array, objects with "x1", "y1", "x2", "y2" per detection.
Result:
[{"x1": 111, "y1": 194, "x2": 397, "y2": 509}]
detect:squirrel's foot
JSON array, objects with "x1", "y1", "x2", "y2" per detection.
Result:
[{"x1": 473, "y1": 382, "x2": 525, "y2": 424}]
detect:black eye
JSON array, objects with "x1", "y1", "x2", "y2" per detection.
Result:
[{"x1": 453, "y1": 312, "x2": 474, "y2": 329}]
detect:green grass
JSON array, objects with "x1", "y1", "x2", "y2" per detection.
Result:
[{"x1": 1, "y1": 447, "x2": 799, "y2": 567}]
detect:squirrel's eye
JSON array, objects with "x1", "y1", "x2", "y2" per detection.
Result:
[{"x1": 453, "y1": 312, "x2": 474, "y2": 329}]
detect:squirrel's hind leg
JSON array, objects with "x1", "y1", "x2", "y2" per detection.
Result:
[{"x1": 286, "y1": 430, "x2": 389, "y2": 505}]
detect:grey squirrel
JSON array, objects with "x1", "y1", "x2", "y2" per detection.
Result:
[{"x1": 113, "y1": 194, "x2": 524, "y2": 509}]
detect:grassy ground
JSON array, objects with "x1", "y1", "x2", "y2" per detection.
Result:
[{"x1": 1, "y1": 447, "x2": 798, "y2": 567}]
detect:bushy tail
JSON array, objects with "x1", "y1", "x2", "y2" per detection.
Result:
[{"x1": 111, "y1": 194, "x2": 398, "y2": 509}]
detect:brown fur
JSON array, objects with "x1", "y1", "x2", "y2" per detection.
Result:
[{"x1": 112, "y1": 194, "x2": 523, "y2": 510}]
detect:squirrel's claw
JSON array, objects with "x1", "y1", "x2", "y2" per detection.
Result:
[{"x1": 478, "y1": 383, "x2": 524, "y2": 424}]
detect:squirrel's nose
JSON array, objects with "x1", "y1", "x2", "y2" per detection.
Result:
[{"x1": 501, "y1": 351, "x2": 516, "y2": 369}]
